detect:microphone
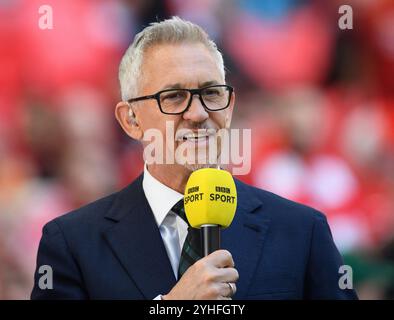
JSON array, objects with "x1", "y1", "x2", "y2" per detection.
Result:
[{"x1": 183, "y1": 168, "x2": 237, "y2": 256}]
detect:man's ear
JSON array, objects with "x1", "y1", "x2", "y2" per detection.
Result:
[
  {"x1": 115, "y1": 101, "x2": 143, "y2": 140},
  {"x1": 225, "y1": 91, "x2": 235, "y2": 128}
]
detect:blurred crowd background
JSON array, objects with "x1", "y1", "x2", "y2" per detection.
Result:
[{"x1": 1, "y1": 0, "x2": 394, "y2": 299}]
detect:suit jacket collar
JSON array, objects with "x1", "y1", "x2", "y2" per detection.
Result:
[
  {"x1": 103, "y1": 174, "x2": 271, "y2": 299},
  {"x1": 223, "y1": 179, "x2": 271, "y2": 299},
  {"x1": 103, "y1": 174, "x2": 177, "y2": 299}
]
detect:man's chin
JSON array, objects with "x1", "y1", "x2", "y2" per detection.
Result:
[
  {"x1": 181, "y1": 162, "x2": 218, "y2": 172},
  {"x1": 172, "y1": 140, "x2": 224, "y2": 171},
  {"x1": 178, "y1": 154, "x2": 225, "y2": 172}
]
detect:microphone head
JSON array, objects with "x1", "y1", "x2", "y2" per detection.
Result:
[{"x1": 184, "y1": 168, "x2": 237, "y2": 228}]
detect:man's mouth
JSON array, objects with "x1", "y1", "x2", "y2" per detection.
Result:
[
  {"x1": 172, "y1": 128, "x2": 222, "y2": 165},
  {"x1": 181, "y1": 132, "x2": 211, "y2": 142}
]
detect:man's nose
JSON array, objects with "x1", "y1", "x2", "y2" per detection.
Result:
[{"x1": 182, "y1": 95, "x2": 209, "y2": 123}]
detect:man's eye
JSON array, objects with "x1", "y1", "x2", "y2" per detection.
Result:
[
  {"x1": 162, "y1": 92, "x2": 186, "y2": 101},
  {"x1": 203, "y1": 89, "x2": 221, "y2": 96}
]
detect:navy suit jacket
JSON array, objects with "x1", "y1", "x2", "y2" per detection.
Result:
[{"x1": 31, "y1": 174, "x2": 357, "y2": 299}]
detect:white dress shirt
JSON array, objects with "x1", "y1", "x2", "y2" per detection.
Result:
[{"x1": 142, "y1": 165, "x2": 188, "y2": 280}]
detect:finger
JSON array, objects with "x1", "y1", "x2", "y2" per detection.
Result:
[
  {"x1": 229, "y1": 282, "x2": 237, "y2": 296},
  {"x1": 215, "y1": 267, "x2": 239, "y2": 283},
  {"x1": 208, "y1": 250, "x2": 234, "y2": 268},
  {"x1": 219, "y1": 282, "x2": 236, "y2": 298}
]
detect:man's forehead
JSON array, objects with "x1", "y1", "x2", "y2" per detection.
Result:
[
  {"x1": 140, "y1": 43, "x2": 223, "y2": 91},
  {"x1": 144, "y1": 42, "x2": 212, "y2": 58}
]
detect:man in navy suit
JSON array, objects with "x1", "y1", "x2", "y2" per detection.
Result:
[{"x1": 31, "y1": 17, "x2": 357, "y2": 300}]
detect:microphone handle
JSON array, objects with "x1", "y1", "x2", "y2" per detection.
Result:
[{"x1": 201, "y1": 224, "x2": 221, "y2": 256}]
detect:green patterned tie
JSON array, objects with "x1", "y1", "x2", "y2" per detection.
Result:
[{"x1": 172, "y1": 199, "x2": 203, "y2": 279}]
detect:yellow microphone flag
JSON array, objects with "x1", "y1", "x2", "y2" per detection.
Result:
[{"x1": 184, "y1": 168, "x2": 237, "y2": 228}]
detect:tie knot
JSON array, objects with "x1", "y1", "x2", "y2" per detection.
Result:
[{"x1": 172, "y1": 199, "x2": 188, "y2": 224}]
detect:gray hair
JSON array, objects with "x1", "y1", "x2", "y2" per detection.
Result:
[{"x1": 118, "y1": 16, "x2": 225, "y2": 101}]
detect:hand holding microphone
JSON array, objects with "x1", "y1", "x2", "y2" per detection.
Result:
[
  {"x1": 163, "y1": 168, "x2": 238, "y2": 300},
  {"x1": 163, "y1": 249, "x2": 238, "y2": 300}
]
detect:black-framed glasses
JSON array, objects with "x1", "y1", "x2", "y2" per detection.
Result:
[{"x1": 126, "y1": 84, "x2": 233, "y2": 115}]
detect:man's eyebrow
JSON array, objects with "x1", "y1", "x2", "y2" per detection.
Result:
[
  {"x1": 161, "y1": 83, "x2": 183, "y2": 90},
  {"x1": 198, "y1": 80, "x2": 220, "y2": 88},
  {"x1": 161, "y1": 81, "x2": 221, "y2": 90}
]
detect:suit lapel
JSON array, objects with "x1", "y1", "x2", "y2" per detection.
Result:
[
  {"x1": 222, "y1": 179, "x2": 271, "y2": 299},
  {"x1": 103, "y1": 174, "x2": 176, "y2": 299}
]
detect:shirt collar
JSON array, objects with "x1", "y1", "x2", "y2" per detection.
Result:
[{"x1": 142, "y1": 164, "x2": 183, "y2": 226}]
